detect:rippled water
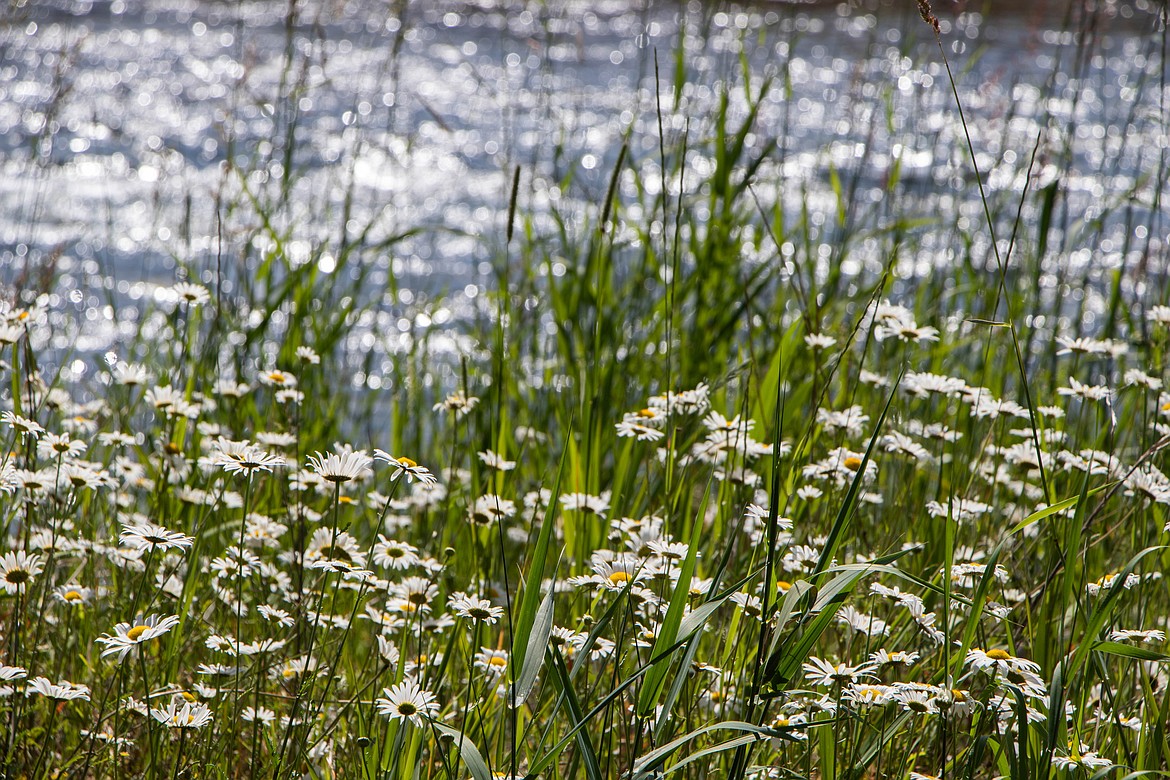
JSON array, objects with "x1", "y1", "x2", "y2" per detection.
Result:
[{"x1": 1, "y1": 0, "x2": 1166, "y2": 378}]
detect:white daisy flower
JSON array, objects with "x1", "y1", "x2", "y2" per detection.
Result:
[
  {"x1": 96, "y1": 614, "x2": 181, "y2": 661},
  {"x1": 119, "y1": 522, "x2": 194, "y2": 552},
  {"x1": 307, "y1": 450, "x2": 373, "y2": 484},
  {"x1": 374, "y1": 679, "x2": 438, "y2": 726},
  {"x1": 151, "y1": 699, "x2": 213, "y2": 729},
  {"x1": 26, "y1": 677, "x2": 90, "y2": 701}
]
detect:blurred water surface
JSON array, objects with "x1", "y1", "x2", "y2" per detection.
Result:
[{"x1": 0, "y1": 0, "x2": 1166, "y2": 377}]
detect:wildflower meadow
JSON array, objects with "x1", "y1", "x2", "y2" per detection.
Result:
[{"x1": 2, "y1": 0, "x2": 1170, "y2": 778}]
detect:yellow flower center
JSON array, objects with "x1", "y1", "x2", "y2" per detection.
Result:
[
  {"x1": 488, "y1": 657, "x2": 507, "y2": 668},
  {"x1": 985, "y1": 649, "x2": 1011, "y2": 661},
  {"x1": 181, "y1": 691, "x2": 197, "y2": 702},
  {"x1": 63, "y1": 590, "x2": 83, "y2": 602},
  {"x1": 397, "y1": 456, "x2": 418, "y2": 468},
  {"x1": 267, "y1": 371, "x2": 287, "y2": 384},
  {"x1": 843, "y1": 456, "x2": 863, "y2": 471},
  {"x1": 127, "y1": 625, "x2": 148, "y2": 641},
  {"x1": 608, "y1": 571, "x2": 631, "y2": 585}
]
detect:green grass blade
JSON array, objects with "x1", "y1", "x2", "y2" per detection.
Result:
[
  {"x1": 545, "y1": 646, "x2": 604, "y2": 780},
  {"x1": 512, "y1": 584, "x2": 557, "y2": 705},
  {"x1": 431, "y1": 723, "x2": 492, "y2": 780},
  {"x1": 512, "y1": 425, "x2": 572, "y2": 677}
]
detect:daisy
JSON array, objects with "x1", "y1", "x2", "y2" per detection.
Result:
[
  {"x1": 214, "y1": 379, "x2": 252, "y2": 397},
  {"x1": 372, "y1": 537, "x2": 420, "y2": 570},
  {"x1": 241, "y1": 706, "x2": 277, "y2": 724},
  {"x1": 275, "y1": 389, "x2": 303, "y2": 404},
  {"x1": 0, "y1": 465, "x2": 19, "y2": 495},
  {"x1": 843, "y1": 683, "x2": 892, "y2": 707},
  {"x1": 796, "y1": 485, "x2": 823, "y2": 501},
  {"x1": 869, "y1": 649, "x2": 920, "y2": 667},
  {"x1": 305, "y1": 528, "x2": 366, "y2": 572},
  {"x1": 0, "y1": 323, "x2": 24, "y2": 345},
  {"x1": 477, "y1": 450, "x2": 516, "y2": 471},
  {"x1": 120, "y1": 522, "x2": 194, "y2": 552},
  {"x1": 209, "y1": 439, "x2": 286, "y2": 475},
  {"x1": 433, "y1": 392, "x2": 479, "y2": 417},
  {"x1": 925, "y1": 498, "x2": 993, "y2": 522},
  {"x1": 1057, "y1": 378, "x2": 1110, "y2": 402},
  {"x1": 26, "y1": 677, "x2": 90, "y2": 701},
  {"x1": 1086, "y1": 572, "x2": 1141, "y2": 596},
  {"x1": 570, "y1": 556, "x2": 644, "y2": 592},
  {"x1": 0, "y1": 551, "x2": 42, "y2": 594},
  {"x1": 295, "y1": 346, "x2": 320, "y2": 364},
  {"x1": 903, "y1": 371, "x2": 967, "y2": 398},
  {"x1": 112, "y1": 362, "x2": 151, "y2": 386},
  {"x1": 1052, "y1": 745, "x2": 1113, "y2": 772},
  {"x1": 171, "y1": 282, "x2": 211, "y2": 307},
  {"x1": 802, "y1": 657, "x2": 875, "y2": 687},
  {"x1": 449, "y1": 592, "x2": 504, "y2": 624},
  {"x1": 965, "y1": 647, "x2": 1041, "y2": 676},
  {"x1": 615, "y1": 418, "x2": 666, "y2": 442},
  {"x1": 144, "y1": 385, "x2": 185, "y2": 413},
  {"x1": 258, "y1": 605, "x2": 295, "y2": 628},
  {"x1": 1148, "y1": 305, "x2": 1170, "y2": 325},
  {"x1": 891, "y1": 686, "x2": 938, "y2": 714},
  {"x1": 1, "y1": 411, "x2": 44, "y2": 439},
  {"x1": 256, "y1": 431, "x2": 297, "y2": 448},
  {"x1": 473, "y1": 648, "x2": 510, "y2": 676},
  {"x1": 394, "y1": 577, "x2": 439, "y2": 609},
  {"x1": 1109, "y1": 628, "x2": 1165, "y2": 643},
  {"x1": 96, "y1": 614, "x2": 181, "y2": 661},
  {"x1": 468, "y1": 495, "x2": 517, "y2": 525},
  {"x1": 880, "y1": 432, "x2": 931, "y2": 460},
  {"x1": 835, "y1": 605, "x2": 889, "y2": 636},
  {"x1": 151, "y1": 700, "x2": 213, "y2": 729},
  {"x1": 1124, "y1": 368, "x2": 1163, "y2": 390},
  {"x1": 804, "y1": 333, "x2": 837, "y2": 350},
  {"x1": 731, "y1": 592, "x2": 763, "y2": 618},
  {"x1": 560, "y1": 492, "x2": 610, "y2": 517},
  {"x1": 647, "y1": 382, "x2": 710, "y2": 415},
  {"x1": 373, "y1": 451, "x2": 438, "y2": 485},
  {"x1": 258, "y1": 369, "x2": 298, "y2": 388},
  {"x1": 37, "y1": 432, "x2": 86, "y2": 460},
  {"x1": 375, "y1": 679, "x2": 438, "y2": 726},
  {"x1": 0, "y1": 661, "x2": 25, "y2": 681},
  {"x1": 55, "y1": 585, "x2": 95, "y2": 605},
  {"x1": 307, "y1": 450, "x2": 372, "y2": 483}
]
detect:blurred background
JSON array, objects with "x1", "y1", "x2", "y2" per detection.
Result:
[{"x1": 0, "y1": 0, "x2": 1165, "y2": 382}]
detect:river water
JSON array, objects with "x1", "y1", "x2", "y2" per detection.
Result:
[{"x1": 0, "y1": 0, "x2": 1166, "y2": 380}]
